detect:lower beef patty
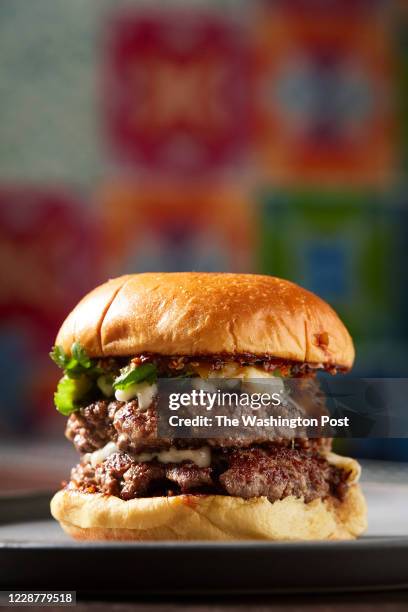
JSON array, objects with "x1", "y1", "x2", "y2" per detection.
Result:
[
  {"x1": 69, "y1": 445, "x2": 348, "y2": 503},
  {"x1": 66, "y1": 399, "x2": 331, "y2": 454}
]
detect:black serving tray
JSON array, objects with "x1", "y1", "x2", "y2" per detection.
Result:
[{"x1": 0, "y1": 490, "x2": 408, "y2": 595}]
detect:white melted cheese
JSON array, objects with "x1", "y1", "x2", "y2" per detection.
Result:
[
  {"x1": 136, "y1": 447, "x2": 211, "y2": 468},
  {"x1": 192, "y1": 378, "x2": 222, "y2": 393},
  {"x1": 115, "y1": 381, "x2": 158, "y2": 410},
  {"x1": 204, "y1": 364, "x2": 285, "y2": 395},
  {"x1": 84, "y1": 443, "x2": 211, "y2": 469},
  {"x1": 84, "y1": 441, "x2": 118, "y2": 468}
]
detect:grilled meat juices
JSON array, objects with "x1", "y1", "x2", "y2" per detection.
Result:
[{"x1": 50, "y1": 273, "x2": 367, "y2": 541}]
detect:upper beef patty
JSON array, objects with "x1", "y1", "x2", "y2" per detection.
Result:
[
  {"x1": 66, "y1": 399, "x2": 168, "y2": 455},
  {"x1": 66, "y1": 398, "x2": 331, "y2": 454},
  {"x1": 69, "y1": 445, "x2": 348, "y2": 503}
]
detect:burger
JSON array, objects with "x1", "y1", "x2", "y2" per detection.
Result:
[{"x1": 50, "y1": 272, "x2": 367, "y2": 540}]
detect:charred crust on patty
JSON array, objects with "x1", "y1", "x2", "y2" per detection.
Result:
[{"x1": 68, "y1": 445, "x2": 348, "y2": 503}]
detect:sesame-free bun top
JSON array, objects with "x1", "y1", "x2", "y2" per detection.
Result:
[{"x1": 56, "y1": 273, "x2": 354, "y2": 369}]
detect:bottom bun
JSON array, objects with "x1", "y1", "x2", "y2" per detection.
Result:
[{"x1": 51, "y1": 485, "x2": 367, "y2": 541}]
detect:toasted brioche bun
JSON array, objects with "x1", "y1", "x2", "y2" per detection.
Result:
[
  {"x1": 51, "y1": 484, "x2": 366, "y2": 542},
  {"x1": 51, "y1": 453, "x2": 366, "y2": 542},
  {"x1": 56, "y1": 273, "x2": 354, "y2": 368}
]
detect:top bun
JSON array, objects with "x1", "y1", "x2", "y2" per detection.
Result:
[{"x1": 56, "y1": 273, "x2": 354, "y2": 369}]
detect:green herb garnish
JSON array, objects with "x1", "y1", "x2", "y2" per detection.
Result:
[
  {"x1": 50, "y1": 342, "x2": 102, "y2": 378},
  {"x1": 113, "y1": 363, "x2": 157, "y2": 390},
  {"x1": 50, "y1": 342, "x2": 105, "y2": 414}
]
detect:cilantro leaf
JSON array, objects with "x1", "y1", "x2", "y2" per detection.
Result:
[
  {"x1": 71, "y1": 342, "x2": 92, "y2": 369},
  {"x1": 50, "y1": 342, "x2": 103, "y2": 378},
  {"x1": 113, "y1": 363, "x2": 157, "y2": 390},
  {"x1": 54, "y1": 374, "x2": 92, "y2": 416},
  {"x1": 49, "y1": 345, "x2": 69, "y2": 369}
]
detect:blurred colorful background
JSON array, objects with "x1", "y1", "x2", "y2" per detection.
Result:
[{"x1": 1, "y1": 0, "x2": 408, "y2": 478}]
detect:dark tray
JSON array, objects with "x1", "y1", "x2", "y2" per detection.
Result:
[{"x1": 1, "y1": 493, "x2": 408, "y2": 595}]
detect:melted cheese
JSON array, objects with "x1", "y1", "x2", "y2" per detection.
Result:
[
  {"x1": 84, "y1": 443, "x2": 211, "y2": 469},
  {"x1": 84, "y1": 442, "x2": 118, "y2": 468},
  {"x1": 136, "y1": 447, "x2": 211, "y2": 468},
  {"x1": 115, "y1": 382, "x2": 157, "y2": 410}
]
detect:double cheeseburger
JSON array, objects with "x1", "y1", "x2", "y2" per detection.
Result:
[{"x1": 50, "y1": 273, "x2": 367, "y2": 540}]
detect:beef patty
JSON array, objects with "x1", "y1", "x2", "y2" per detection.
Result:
[
  {"x1": 66, "y1": 397, "x2": 331, "y2": 455},
  {"x1": 69, "y1": 445, "x2": 348, "y2": 503}
]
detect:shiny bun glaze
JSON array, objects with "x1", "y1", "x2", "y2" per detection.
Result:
[{"x1": 56, "y1": 273, "x2": 354, "y2": 369}]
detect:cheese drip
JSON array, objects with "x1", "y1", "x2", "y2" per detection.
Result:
[
  {"x1": 84, "y1": 443, "x2": 211, "y2": 469},
  {"x1": 115, "y1": 381, "x2": 157, "y2": 410}
]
